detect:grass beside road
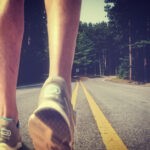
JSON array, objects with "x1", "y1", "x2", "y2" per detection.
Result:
[{"x1": 107, "y1": 76, "x2": 150, "y2": 87}]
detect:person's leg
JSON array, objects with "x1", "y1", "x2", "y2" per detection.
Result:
[
  {"x1": 0, "y1": 0, "x2": 24, "y2": 122},
  {"x1": 28, "y1": 0, "x2": 81, "y2": 149},
  {"x1": 45, "y1": 0, "x2": 81, "y2": 96}
]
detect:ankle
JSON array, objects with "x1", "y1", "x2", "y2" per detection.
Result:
[{"x1": 0, "y1": 106, "x2": 18, "y2": 123}]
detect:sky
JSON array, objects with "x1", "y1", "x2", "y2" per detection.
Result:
[{"x1": 80, "y1": 0, "x2": 108, "y2": 23}]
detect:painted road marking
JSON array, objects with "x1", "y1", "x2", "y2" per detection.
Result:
[
  {"x1": 71, "y1": 82, "x2": 79, "y2": 110},
  {"x1": 80, "y1": 81, "x2": 128, "y2": 150}
]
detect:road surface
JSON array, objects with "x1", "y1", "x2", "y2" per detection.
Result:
[{"x1": 17, "y1": 77, "x2": 150, "y2": 150}]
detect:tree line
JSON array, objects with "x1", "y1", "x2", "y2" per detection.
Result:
[
  {"x1": 73, "y1": 22, "x2": 119, "y2": 77},
  {"x1": 73, "y1": 0, "x2": 150, "y2": 82},
  {"x1": 105, "y1": 0, "x2": 150, "y2": 82},
  {"x1": 18, "y1": 0, "x2": 150, "y2": 85}
]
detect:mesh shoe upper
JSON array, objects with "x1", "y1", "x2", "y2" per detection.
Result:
[
  {"x1": 0, "y1": 119, "x2": 21, "y2": 148},
  {"x1": 28, "y1": 76, "x2": 75, "y2": 149},
  {"x1": 38, "y1": 76, "x2": 75, "y2": 134}
]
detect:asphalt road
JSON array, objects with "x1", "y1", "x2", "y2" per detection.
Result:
[{"x1": 16, "y1": 77, "x2": 150, "y2": 150}]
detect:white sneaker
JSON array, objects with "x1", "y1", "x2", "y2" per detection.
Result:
[
  {"x1": 28, "y1": 76, "x2": 75, "y2": 150},
  {"x1": 0, "y1": 119, "x2": 22, "y2": 150}
]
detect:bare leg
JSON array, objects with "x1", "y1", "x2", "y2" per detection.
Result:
[
  {"x1": 28, "y1": 2, "x2": 81, "y2": 148},
  {"x1": 0, "y1": 0, "x2": 24, "y2": 122},
  {"x1": 45, "y1": 0, "x2": 81, "y2": 96}
]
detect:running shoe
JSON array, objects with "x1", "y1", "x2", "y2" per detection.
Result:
[
  {"x1": 0, "y1": 119, "x2": 22, "y2": 150},
  {"x1": 28, "y1": 76, "x2": 75, "y2": 150}
]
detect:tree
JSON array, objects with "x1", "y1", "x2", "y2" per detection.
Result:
[
  {"x1": 73, "y1": 21, "x2": 121, "y2": 77},
  {"x1": 105, "y1": 0, "x2": 150, "y2": 82},
  {"x1": 18, "y1": 0, "x2": 49, "y2": 85},
  {"x1": 73, "y1": 31, "x2": 95, "y2": 75}
]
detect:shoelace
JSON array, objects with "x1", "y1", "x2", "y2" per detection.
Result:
[{"x1": 0, "y1": 127, "x2": 11, "y2": 140}]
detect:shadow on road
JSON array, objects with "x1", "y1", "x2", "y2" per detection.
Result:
[{"x1": 17, "y1": 84, "x2": 42, "y2": 90}]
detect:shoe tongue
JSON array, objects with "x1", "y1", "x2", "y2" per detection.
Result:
[{"x1": 46, "y1": 76, "x2": 66, "y2": 86}]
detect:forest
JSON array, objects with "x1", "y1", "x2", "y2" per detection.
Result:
[{"x1": 18, "y1": 0, "x2": 150, "y2": 85}]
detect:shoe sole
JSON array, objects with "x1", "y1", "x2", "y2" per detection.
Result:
[
  {"x1": 0, "y1": 142, "x2": 22, "y2": 150},
  {"x1": 28, "y1": 103, "x2": 73, "y2": 150}
]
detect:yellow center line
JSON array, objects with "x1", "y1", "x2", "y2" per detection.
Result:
[
  {"x1": 71, "y1": 82, "x2": 79, "y2": 110},
  {"x1": 80, "y1": 81, "x2": 128, "y2": 150}
]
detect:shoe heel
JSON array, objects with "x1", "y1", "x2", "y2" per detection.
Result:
[{"x1": 28, "y1": 109, "x2": 72, "y2": 150}]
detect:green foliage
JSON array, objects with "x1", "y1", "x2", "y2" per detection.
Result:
[
  {"x1": 74, "y1": 29, "x2": 96, "y2": 75},
  {"x1": 74, "y1": 32, "x2": 95, "y2": 67},
  {"x1": 18, "y1": 0, "x2": 49, "y2": 85},
  {"x1": 105, "y1": 0, "x2": 150, "y2": 81},
  {"x1": 73, "y1": 21, "x2": 122, "y2": 76},
  {"x1": 19, "y1": 0, "x2": 150, "y2": 84},
  {"x1": 118, "y1": 57, "x2": 129, "y2": 79},
  {"x1": 132, "y1": 40, "x2": 150, "y2": 49}
]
